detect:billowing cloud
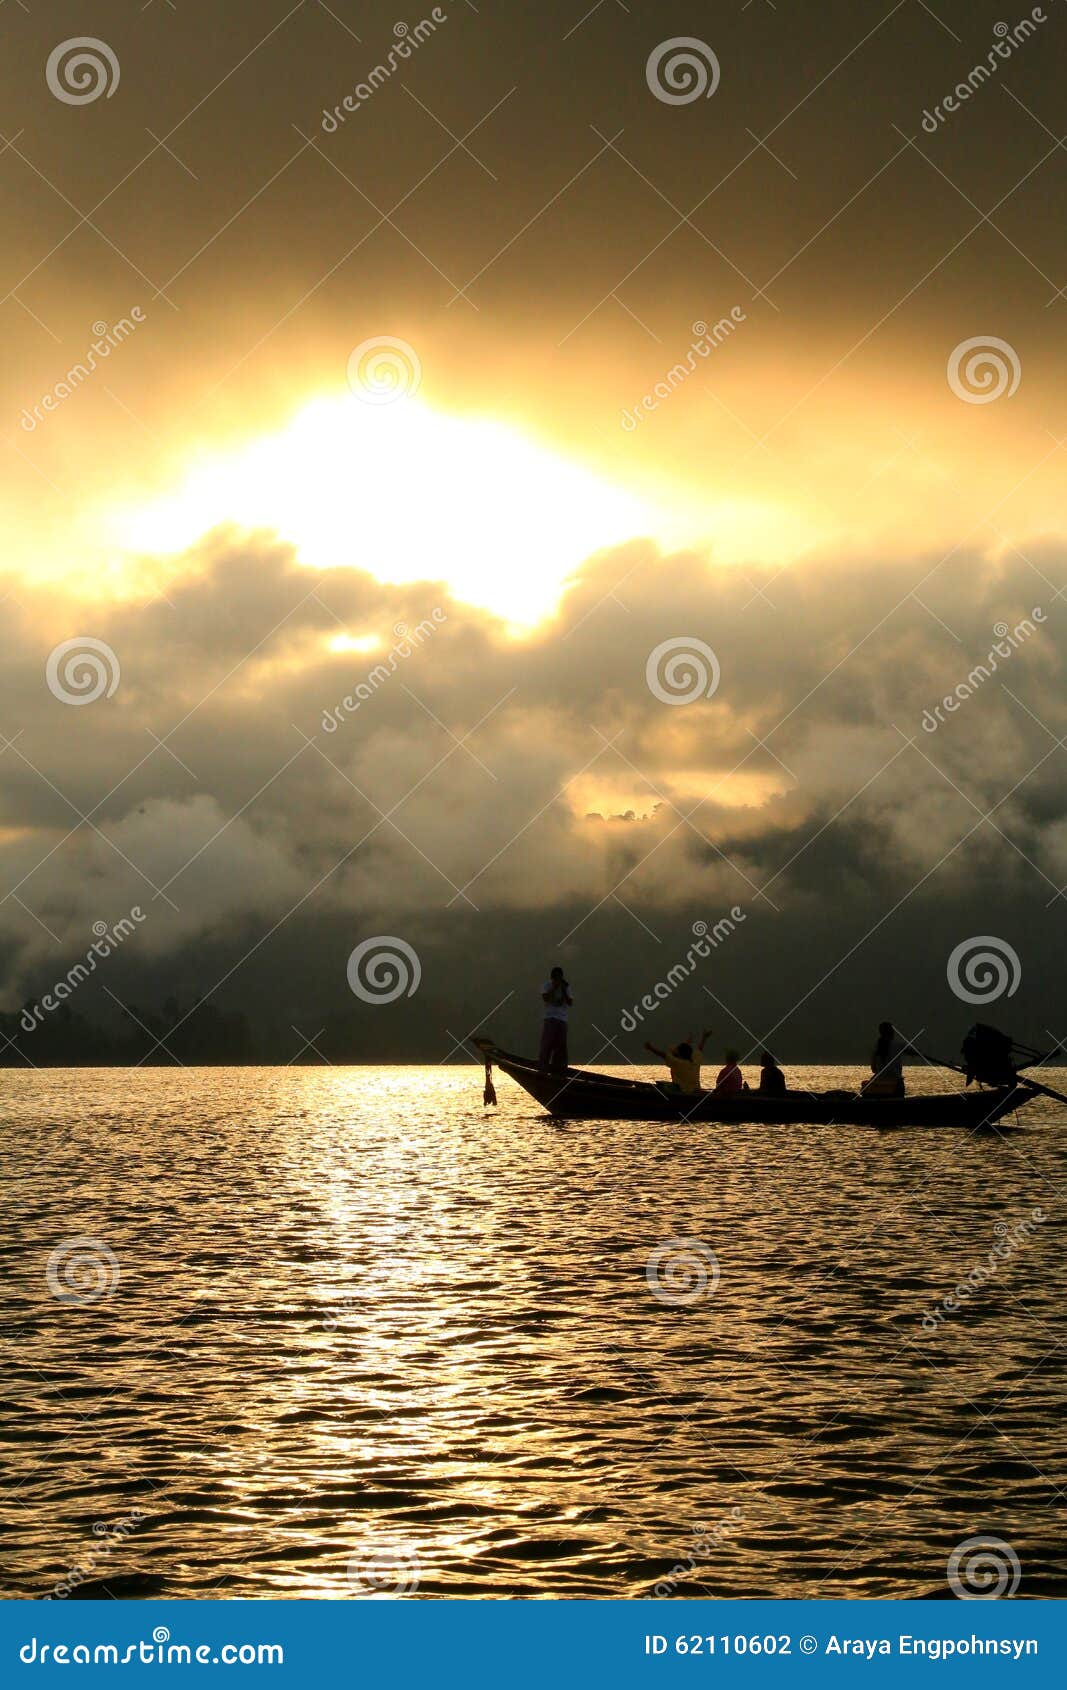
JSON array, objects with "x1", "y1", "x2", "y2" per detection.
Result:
[{"x1": 1, "y1": 529, "x2": 1063, "y2": 1060}]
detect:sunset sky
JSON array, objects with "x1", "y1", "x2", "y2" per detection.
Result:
[{"x1": 1, "y1": 0, "x2": 1065, "y2": 1058}]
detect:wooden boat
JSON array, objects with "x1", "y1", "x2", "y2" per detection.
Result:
[{"x1": 471, "y1": 1038, "x2": 1037, "y2": 1128}]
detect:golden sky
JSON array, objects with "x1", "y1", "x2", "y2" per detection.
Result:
[
  {"x1": 1, "y1": 0, "x2": 1065, "y2": 1055},
  {"x1": 2, "y1": 0, "x2": 1064, "y2": 621}
]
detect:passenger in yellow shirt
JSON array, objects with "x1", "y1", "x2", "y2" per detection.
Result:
[{"x1": 644, "y1": 1028, "x2": 713, "y2": 1094}]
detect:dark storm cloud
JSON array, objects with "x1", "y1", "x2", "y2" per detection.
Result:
[{"x1": 0, "y1": 533, "x2": 1063, "y2": 1057}]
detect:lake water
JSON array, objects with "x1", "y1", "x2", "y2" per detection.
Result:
[{"x1": 3, "y1": 1064, "x2": 1065, "y2": 1600}]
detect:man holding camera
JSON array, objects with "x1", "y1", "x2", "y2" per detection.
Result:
[{"x1": 539, "y1": 966, "x2": 572, "y2": 1073}]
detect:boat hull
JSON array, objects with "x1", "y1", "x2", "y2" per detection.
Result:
[{"x1": 472, "y1": 1040, "x2": 1031, "y2": 1128}]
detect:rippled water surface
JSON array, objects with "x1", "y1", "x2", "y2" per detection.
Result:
[{"x1": 3, "y1": 1064, "x2": 1065, "y2": 1600}]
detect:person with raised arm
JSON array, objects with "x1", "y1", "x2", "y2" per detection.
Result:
[{"x1": 644, "y1": 1028, "x2": 714, "y2": 1095}]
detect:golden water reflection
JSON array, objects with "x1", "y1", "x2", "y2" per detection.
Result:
[{"x1": 4, "y1": 1065, "x2": 1064, "y2": 1598}]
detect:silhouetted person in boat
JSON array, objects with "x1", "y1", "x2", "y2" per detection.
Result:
[
  {"x1": 714, "y1": 1048, "x2": 745, "y2": 1095},
  {"x1": 758, "y1": 1051, "x2": 787, "y2": 1096},
  {"x1": 862, "y1": 1020, "x2": 906, "y2": 1098},
  {"x1": 962, "y1": 1023, "x2": 1016, "y2": 1087},
  {"x1": 645, "y1": 1027, "x2": 713, "y2": 1094},
  {"x1": 539, "y1": 966, "x2": 572, "y2": 1073}
]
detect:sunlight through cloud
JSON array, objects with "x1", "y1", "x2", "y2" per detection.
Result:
[{"x1": 114, "y1": 397, "x2": 677, "y2": 625}]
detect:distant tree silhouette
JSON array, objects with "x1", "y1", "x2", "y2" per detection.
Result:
[{"x1": 0, "y1": 995, "x2": 253, "y2": 1067}]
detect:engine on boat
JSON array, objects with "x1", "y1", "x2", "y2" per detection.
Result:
[{"x1": 961, "y1": 1023, "x2": 1017, "y2": 1088}]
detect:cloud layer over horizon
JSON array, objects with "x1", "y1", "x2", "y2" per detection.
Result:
[{"x1": 2, "y1": 526, "x2": 1063, "y2": 1061}]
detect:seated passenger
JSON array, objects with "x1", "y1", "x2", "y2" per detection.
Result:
[
  {"x1": 714, "y1": 1049, "x2": 745, "y2": 1095},
  {"x1": 758, "y1": 1051, "x2": 787, "y2": 1095},
  {"x1": 861, "y1": 1020, "x2": 906, "y2": 1098}
]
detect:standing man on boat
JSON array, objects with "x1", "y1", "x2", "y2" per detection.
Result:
[{"x1": 539, "y1": 966, "x2": 572, "y2": 1073}]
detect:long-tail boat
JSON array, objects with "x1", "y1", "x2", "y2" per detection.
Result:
[{"x1": 471, "y1": 1037, "x2": 1044, "y2": 1128}]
